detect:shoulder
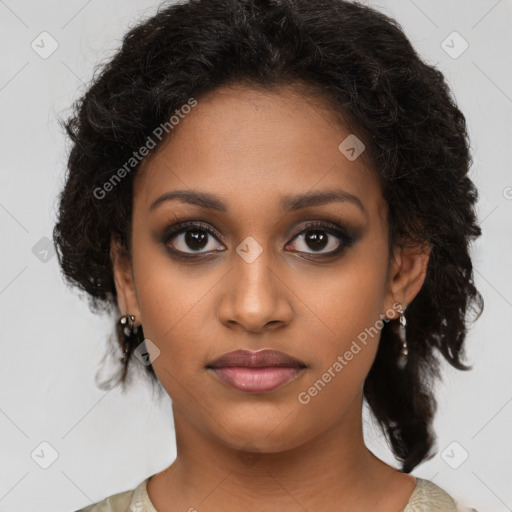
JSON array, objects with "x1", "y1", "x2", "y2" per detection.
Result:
[
  {"x1": 73, "y1": 475, "x2": 155, "y2": 512},
  {"x1": 404, "y1": 477, "x2": 481, "y2": 512}
]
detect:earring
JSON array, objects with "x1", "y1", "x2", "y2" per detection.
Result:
[
  {"x1": 119, "y1": 314, "x2": 136, "y2": 336},
  {"x1": 119, "y1": 314, "x2": 136, "y2": 362},
  {"x1": 395, "y1": 303, "x2": 408, "y2": 369}
]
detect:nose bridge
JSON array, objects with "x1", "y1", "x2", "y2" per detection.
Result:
[
  {"x1": 219, "y1": 238, "x2": 292, "y2": 331},
  {"x1": 236, "y1": 244, "x2": 274, "y2": 299}
]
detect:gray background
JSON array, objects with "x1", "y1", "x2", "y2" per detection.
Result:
[{"x1": 0, "y1": 1, "x2": 511, "y2": 511}]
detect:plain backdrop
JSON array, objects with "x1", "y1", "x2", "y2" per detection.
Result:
[{"x1": 1, "y1": 1, "x2": 511, "y2": 511}]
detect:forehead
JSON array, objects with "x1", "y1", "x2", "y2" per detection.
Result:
[{"x1": 134, "y1": 84, "x2": 386, "y2": 221}]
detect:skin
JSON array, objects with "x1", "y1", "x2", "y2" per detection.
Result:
[{"x1": 111, "y1": 83, "x2": 431, "y2": 512}]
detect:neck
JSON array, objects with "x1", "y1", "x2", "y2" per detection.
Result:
[{"x1": 150, "y1": 392, "x2": 409, "y2": 512}]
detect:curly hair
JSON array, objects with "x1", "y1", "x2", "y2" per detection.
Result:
[{"x1": 52, "y1": 0, "x2": 484, "y2": 474}]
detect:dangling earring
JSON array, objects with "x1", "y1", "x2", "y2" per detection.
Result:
[
  {"x1": 119, "y1": 314, "x2": 136, "y2": 362},
  {"x1": 395, "y1": 303, "x2": 408, "y2": 370}
]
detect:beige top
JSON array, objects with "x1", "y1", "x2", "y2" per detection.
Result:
[{"x1": 74, "y1": 475, "x2": 480, "y2": 512}]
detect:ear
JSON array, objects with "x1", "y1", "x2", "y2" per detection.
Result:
[
  {"x1": 383, "y1": 239, "x2": 432, "y2": 320},
  {"x1": 110, "y1": 236, "x2": 142, "y2": 326}
]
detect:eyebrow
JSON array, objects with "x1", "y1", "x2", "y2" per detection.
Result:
[{"x1": 149, "y1": 188, "x2": 366, "y2": 215}]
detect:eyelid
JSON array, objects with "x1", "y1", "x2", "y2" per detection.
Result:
[
  {"x1": 162, "y1": 219, "x2": 226, "y2": 243},
  {"x1": 162, "y1": 215, "x2": 351, "y2": 241},
  {"x1": 286, "y1": 217, "x2": 350, "y2": 241}
]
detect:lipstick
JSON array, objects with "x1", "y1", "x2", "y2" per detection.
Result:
[{"x1": 206, "y1": 349, "x2": 306, "y2": 393}]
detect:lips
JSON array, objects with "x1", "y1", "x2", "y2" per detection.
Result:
[
  {"x1": 206, "y1": 349, "x2": 307, "y2": 393},
  {"x1": 206, "y1": 349, "x2": 307, "y2": 369}
]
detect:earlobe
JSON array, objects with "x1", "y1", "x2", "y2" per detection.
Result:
[
  {"x1": 385, "y1": 241, "x2": 432, "y2": 319},
  {"x1": 110, "y1": 236, "x2": 142, "y2": 323},
  {"x1": 402, "y1": 242, "x2": 431, "y2": 303}
]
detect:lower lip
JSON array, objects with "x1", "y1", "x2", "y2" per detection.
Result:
[{"x1": 208, "y1": 366, "x2": 304, "y2": 393}]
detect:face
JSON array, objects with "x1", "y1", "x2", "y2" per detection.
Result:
[{"x1": 112, "y1": 83, "x2": 430, "y2": 454}]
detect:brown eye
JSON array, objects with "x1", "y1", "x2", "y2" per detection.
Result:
[
  {"x1": 302, "y1": 230, "x2": 330, "y2": 251},
  {"x1": 288, "y1": 229, "x2": 341, "y2": 254},
  {"x1": 181, "y1": 229, "x2": 209, "y2": 251},
  {"x1": 285, "y1": 221, "x2": 357, "y2": 256},
  {"x1": 163, "y1": 222, "x2": 225, "y2": 255}
]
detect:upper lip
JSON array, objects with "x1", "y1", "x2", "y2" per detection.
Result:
[{"x1": 206, "y1": 349, "x2": 307, "y2": 368}]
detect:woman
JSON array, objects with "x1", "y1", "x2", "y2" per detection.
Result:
[{"x1": 53, "y1": 0, "x2": 483, "y2": 510}]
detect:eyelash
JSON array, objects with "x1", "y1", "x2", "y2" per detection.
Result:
[{"x1": 161, "y1": 218, "x2": 358, "y2": 261}]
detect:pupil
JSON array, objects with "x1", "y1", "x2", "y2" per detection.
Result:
[
  {"x1": 185, "y1": 230, "x2": 208, "y2": 250},
  {"x1": 306, "y1": 230, "x2": 328, "y2": 251}
]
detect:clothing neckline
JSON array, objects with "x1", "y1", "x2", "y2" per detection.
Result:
[
  {"x1": 136, "y1": 474, "x2": 420, "y2": 512},
  {"x1": 400, "y1": 476, "x2": 419, "y2": 511}
]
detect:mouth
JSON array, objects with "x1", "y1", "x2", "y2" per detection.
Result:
[{"x1": 206, "y1": 349, "x2": 307, "y2": 393}]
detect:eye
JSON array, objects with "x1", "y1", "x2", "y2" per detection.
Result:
[
  {"x1": 285, "y1": 221, "x2": 354, "y2": 256},
  {"x1": 161, "y1": 219, "x2": 358, "y2": 260},
  {"x1": 163, "y1": 221, "x2": 225, "y2": 257}
]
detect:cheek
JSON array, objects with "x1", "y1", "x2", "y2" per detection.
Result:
[
  {"x1": 326, "y1": 267, "x2": 387, "y2": 355},
  {"x1": 297, "y1": 236, "x2": 389, "y2": 397},
  {"x1": 130, "y1": 234, "x2": 226, "y2": 390},
  {"x1": 292, "y1": 270, "x2": 387, "y2": 434},
  {"x1": 305, "y1": 240, "x2": 389, "y2": 353}
]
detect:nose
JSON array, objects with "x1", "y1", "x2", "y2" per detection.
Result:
[{"x1": 217, "y1": 245, "x2": 294, "y2": 333}]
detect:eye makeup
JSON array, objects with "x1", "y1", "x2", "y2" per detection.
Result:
[{"x1": 154, "y1": 212, "x2": 364, "y2": 262}]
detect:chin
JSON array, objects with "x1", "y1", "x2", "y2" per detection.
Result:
[{"x1": 215, "y1": 419, "x2": 314, "y2": 456}]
